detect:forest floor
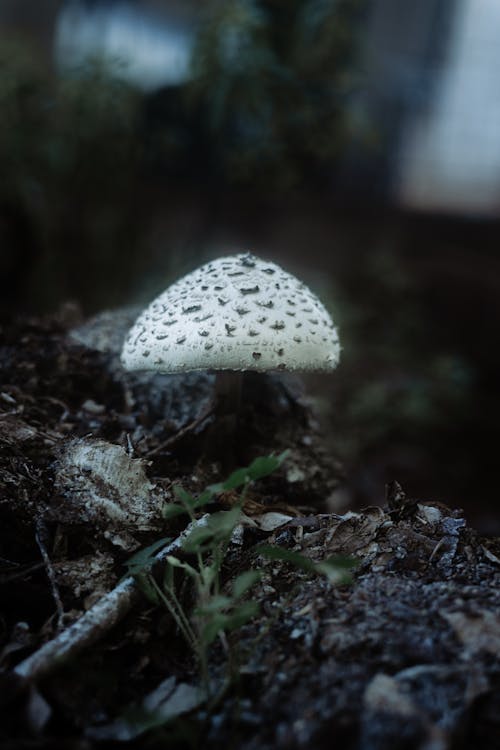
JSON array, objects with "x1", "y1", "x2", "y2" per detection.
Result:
[{"x1": 1, "y1": 310, "x2": 499, "y2": 750}]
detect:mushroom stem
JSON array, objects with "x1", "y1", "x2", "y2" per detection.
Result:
[
  {"x1": 208, "y1": 371, "x2": 244, "y2": 467},
  {"x1": 214, "y1": 371, "x2": 243, "y2": 417}
]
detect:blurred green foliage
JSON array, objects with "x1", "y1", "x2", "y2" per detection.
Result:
[
  {"x1": 0, "y1": 39, "x2": 143, "y2": 311},
  {"x1": 189, "y1": 0, "x2": 366, "y2": 185},
  {"x1": 0, "y1": 2, "x2": 366, "y2": 310},
  {"x1": 319, "y1": 243, "x2": 481, "y2": 508}
]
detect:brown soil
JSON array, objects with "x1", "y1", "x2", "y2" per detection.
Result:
[{"x1": 0, "y1": 312, "x2": 499, "y2": 750}]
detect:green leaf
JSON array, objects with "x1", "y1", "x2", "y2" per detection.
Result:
[
  {"x1": 195, "y1": 595, "x2": 232, "y2": 614},
  {"x1": 161, "y1": 503, "x2": 189, "y2": 521},
  {"x1": 210, "y1": 467, "x2": 248, "y2": 493},
  {"x1": 208, "y1": 506, "x2": 242, "y2": 535},
  {"x1": 192, "y1": 489, "x2": 216, "y2": 509},
  {"x1": 247, "y1": 450, "x2": 289, "y2": 481},
  {"x1": 181, "y1": 526, "x2": 217, "y2": 553},
  {"x1": 182, "y1": 507, "x2": 241, "y2": 553},
  {"x1": 165, "y1": 556, "x2": 199, "y2": 580},
  {"x1": 258, "y1": 545, "x2": 317, "y2": 573},
  {"x1": 199, "y1": 600, "x2": 259, "y2": 646},
  {"x1": 232, "y1": 570, "x2": 262, "y2": 599},
  {"x1": 125, "y1": 537, "x2": 172, "y2": 575},
  {"x1": 206, "y1": 451, "x2": 289, "y2": 495},
  {"x1": 204, "y1": 481, "x2": 225, "y2": 495},
  {"x1": 134, "y1": 572, "x2": 161, "y2": 605},
  {"x1": 161, "y1": 486, "x2": 199, "y2": 521},
  {"x1": 174, "y1": 486, "x2": 196, "y2": 508},
  {"x1": 199, "y1": 565, "x2": 217, "y2": 589},
  {"x1": 199, "y1": 614, "x2": 232, "y2": 647},
  {"x1": 221, "y1": 601, "x2": 259, "y2": 632},
  {"x1": 259, "y1": 545, "x2": 357, "y2": 583},
  {"x1": 322, "y1": 554, "x2": 358, "y2": 570}
]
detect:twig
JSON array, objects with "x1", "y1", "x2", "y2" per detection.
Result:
[
  {"x1": 14, "y1": 515, "x2": 209, "y2": 682},
  {"x1": 146, "y1": 404, "x2": 215, "y2": 457},
  {"x1": 35, "y1": 520, "x2": 65, "y2": 632},
  {"x1": 125, "y1": 432, "x2": 134, "y2": 456}
]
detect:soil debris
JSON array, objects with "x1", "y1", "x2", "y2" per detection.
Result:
[{"x1": 1, "y1": 312, "x2": 499, "y2": 749}]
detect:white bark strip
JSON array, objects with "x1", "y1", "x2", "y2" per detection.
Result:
[{"x1": 14, "y1": 515, "x2": 209, "y2": 682}]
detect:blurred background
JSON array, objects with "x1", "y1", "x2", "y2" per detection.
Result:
[{"x1": 1, "y1": 0, "x2": 499, "y2": 531}]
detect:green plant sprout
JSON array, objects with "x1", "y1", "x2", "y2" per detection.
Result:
[
  {"x1": 126, "y1": 451, "x2": 288, "y2": 693},
  {"x1": 125, "y1": 449, "x2": 356, "y2": 698}
]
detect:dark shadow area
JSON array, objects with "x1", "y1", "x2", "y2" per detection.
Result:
[{"x1": 1, "y1": 1, "x2": 499, "y2": 534}]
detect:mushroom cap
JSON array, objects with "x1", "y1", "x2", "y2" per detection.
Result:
[{"x1": 121, "y1": 253, "x2": 340, "y2": 374}]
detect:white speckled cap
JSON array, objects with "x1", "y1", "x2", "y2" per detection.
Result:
[{"x1": 121, "y1": 253, "x2": 340, "y2": 373}]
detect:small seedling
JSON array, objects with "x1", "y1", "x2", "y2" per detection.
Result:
[
  {"x1": 126, "y1": 451, "x2": 288, "y2": 693},
  {"x1": 126, "y1": 450, "x2": 356, "y2": 698}
]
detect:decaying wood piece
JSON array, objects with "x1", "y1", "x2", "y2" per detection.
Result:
[{"x1": 13, "y1": 515, "x2": 209, "y2": 682}]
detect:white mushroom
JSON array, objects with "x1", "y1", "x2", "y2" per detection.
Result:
[
  {"x1": 121, "y1": 253, "x2": 340, "y2": 426},
  {"x1": 121, "y1": 252, "x2": 340, "y2": 375}
]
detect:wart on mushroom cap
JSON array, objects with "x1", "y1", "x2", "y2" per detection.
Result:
[{"x1": 121, "y1": 253, "x2": 340, "y2": 374}]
